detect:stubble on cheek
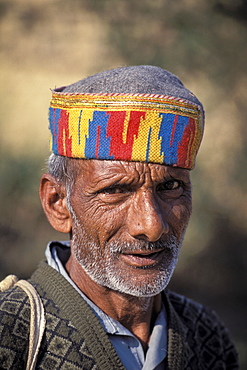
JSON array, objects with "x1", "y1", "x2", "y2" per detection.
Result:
[{"x1": 71, "y1": 215, "x2": 185, "y2": 297}]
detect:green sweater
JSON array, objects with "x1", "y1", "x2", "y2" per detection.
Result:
[{"x1": 0, "y1": 261, "x2": 238, "y2": 369}]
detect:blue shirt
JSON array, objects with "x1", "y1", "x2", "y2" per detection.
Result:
[{"x1": 45, "y1": 241, "x2": 167, "y2": 369}]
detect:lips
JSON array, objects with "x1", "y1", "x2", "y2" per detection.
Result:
[{"x1": 120, "y1": 249, "x2": 164, "y2": 267}]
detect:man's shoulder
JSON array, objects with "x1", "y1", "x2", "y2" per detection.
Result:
[
  {"x1": 0, "y1": 285, "x2": 30, "y2": 368},
  {"x1": 166, "y1": 289, "x2": 225, "y2": 330},
  {"x1": 0, "y1": 283, "x2": 31, "y2": 334},
  {"x1": 166, "y1": 289, "x2": 210, "y2": 315},
  {"x1": 0, "y1": 283, "x2": 30, "y2": 312},
  {"x1": 165, "y1": 289, "x2": 239, "y2": 369}
]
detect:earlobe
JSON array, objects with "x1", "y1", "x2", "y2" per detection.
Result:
[{"x1": 39, "y1": 174, "x2": 72, "y2": 233}]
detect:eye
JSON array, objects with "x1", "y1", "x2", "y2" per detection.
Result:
[
  {"x1": 98, "y1": 186, "x2": 130, "y2": 195},
  {"x1": 157, "y1": 180, "x2": 181, "y2": 192}
]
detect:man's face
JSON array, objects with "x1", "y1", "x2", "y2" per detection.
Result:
[{"x1": 68, "y1": 159, "x2": 192, "y2": 297}]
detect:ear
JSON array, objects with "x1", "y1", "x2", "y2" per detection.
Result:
[{"x1": 39, "y1": 173, "x2": 72, "y2": 234}]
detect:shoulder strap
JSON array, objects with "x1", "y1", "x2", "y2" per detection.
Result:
[
  {"x1": 15, "y1": 280, "x2": 46, "y2": 370},
  {"x1": 0, "y1": 274, "x2": 18, "y2": 291},
  {"x1": 0, "y1": 275, "x2": 46, "y2": 370},
  {"x1": 31, "y1": 262, "x2": 126, "y2": 370}
]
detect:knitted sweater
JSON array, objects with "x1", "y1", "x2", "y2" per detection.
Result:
[{"x1": 0, "y1": 261, "x2": 238, "y2": 369}]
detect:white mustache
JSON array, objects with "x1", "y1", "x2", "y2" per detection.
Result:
[{"x1": 107, "y1": 236, "x2": 179, "y2": 254}]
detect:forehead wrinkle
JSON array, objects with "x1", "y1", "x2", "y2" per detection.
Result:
[
  {"x1": 90, "y1": 172, "x2": 128, "y2": 190},
  {"x1": 102, "y1": 161, "x2": 153, "y2": 187},
  {"x1": 76, "y1": 159, "x2": 190, "y2": 192},
  {"x1": 77, "y1": 160, "x2": 141, "y2": 191},
  {"x1": 93, "y1": 160, "x2": 144, "y2": 187}
]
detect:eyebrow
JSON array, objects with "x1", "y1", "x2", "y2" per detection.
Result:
[{"x1": 86, "y1": 173, "x2": 136, "y2": 193}]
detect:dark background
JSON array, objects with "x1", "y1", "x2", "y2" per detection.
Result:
[{"x1": 0, "y1": 0, "x2": 246, "y2": 367}]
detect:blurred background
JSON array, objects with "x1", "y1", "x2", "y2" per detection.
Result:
[{"x1": 0, "y1": 0, "x2": 246, "y2": 366}]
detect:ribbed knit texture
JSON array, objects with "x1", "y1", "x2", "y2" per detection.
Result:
[{"x1": 31, "y1": 261, "x2": 125, "y2": 370}]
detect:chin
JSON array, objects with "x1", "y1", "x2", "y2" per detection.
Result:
[{"x1": 83, "y1": 260, "x2": 177, "y2": 297}]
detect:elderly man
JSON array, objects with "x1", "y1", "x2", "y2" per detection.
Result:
[{"x1": 0, "y1": 66, "x2": 238, "y2": 369}]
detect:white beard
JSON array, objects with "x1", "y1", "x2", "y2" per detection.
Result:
[{"x1": 70, "y1": 209, "x2": 185, "y2": 297}]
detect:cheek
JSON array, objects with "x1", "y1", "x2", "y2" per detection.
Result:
[
  {"x1": 169, "y1": 199, "x2": 192, "y2": 234},
  {"x1": 72, "y1": 197, "x2": 126, "y2": 244},
  {"x1": 72, "y1": 194, "x2": 104, "y2": 226},
  {"x1": 171, "y1": 204, "x2": 191, "y2": 222},
  {"x1": 174, "y1": 191, "x2": 192, "y2": 218},
  {"x1": 96, "y1": 206, "x2": 127, "y2": 243}
]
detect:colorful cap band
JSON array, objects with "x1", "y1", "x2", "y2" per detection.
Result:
[{"x1": 49, "y1": 92, "x2": 204, "y2": 169}]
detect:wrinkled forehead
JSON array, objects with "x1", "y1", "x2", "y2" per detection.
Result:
[{"x1": 74, "y1": 158, "x2": 191, "y2": 185}]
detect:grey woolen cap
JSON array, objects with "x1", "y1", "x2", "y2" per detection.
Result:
[
  {"x1": 56, "y1": 65, "x2": 203, "y2": 111},
  {"x1": 50, "y1": 65, "x2": 204, "y2": 169}
]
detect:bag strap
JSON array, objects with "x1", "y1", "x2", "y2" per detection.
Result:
[
  {"x1": 0, "y1": 274, "x2": 18, "y2": 291},
  {"x1": 0, "y1": 276, "x2": 46, "y2": 370},
  {"x1": 16, "y1": 280, "x2": 46, "y2": 370}
]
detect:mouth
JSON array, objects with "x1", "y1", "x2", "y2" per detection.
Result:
[{"x1": 120, "y1": 249, "x2": 164, "y2": 268}]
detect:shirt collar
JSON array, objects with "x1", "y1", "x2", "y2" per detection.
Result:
[{"x1": 45, "y1": 240, "x2": 167, "y2": 343}]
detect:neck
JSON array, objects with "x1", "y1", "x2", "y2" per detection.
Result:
[{"x1": 65, "y1": 255, "x2": 162, "y2": 350}]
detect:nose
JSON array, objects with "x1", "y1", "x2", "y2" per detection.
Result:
[{"x1": 127, "y1": 190, "x2": 169, "y2": 242}]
